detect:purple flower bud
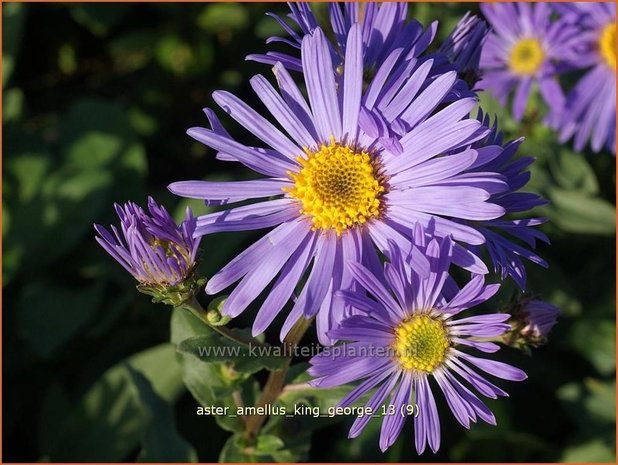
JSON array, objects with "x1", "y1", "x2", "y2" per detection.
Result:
[
  {"x1": 95, "y1": 197, "x2": 203, "y2": 305},
  {"x1": 520, "y1": 299, "x2": 560, "y2": 340},
  {"x1": 439, "y1": 12, "x2": 489, "y2": 87}
]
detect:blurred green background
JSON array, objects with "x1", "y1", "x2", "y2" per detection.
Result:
[{"x1": 3, "y1": 3, "x2": 616, "y2": 462}]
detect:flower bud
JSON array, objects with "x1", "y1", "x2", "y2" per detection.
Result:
[
  {"x1": 439, "y1": 12, "x2": 489, "y2": 88},
  {"x1": 95, "y1": 197, "x2": 205, "y2": 306},
  {"x1": 505, "y1": 296, "x2": 560, "y2": 349},
  {"x1": 206, "y1": 296, "x2": 233, "y2": 326}
]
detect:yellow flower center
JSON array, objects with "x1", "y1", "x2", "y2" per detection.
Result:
[
  {"x1": 284, "y1": 140, "x2": 385, "y2": 235},
  {"x1": 599, "y1": 22, "x2": 616, "y2": 70},
  {"x1": 393, "y1": 315, "x2": 450, "y2": 373},
  {"x1": 509, "y1": 38, "x2": 545, "y2": 75}
]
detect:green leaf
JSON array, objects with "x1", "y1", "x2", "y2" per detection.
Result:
[
  {"x1": 178, "y1": 334, "x2": 289, "y2": 374},
  {"x1": 2, "y1": 3, "x2": 26, "y2": 87},
  {"x1": 549, "y1": 149, "x2": 599, "y2": 195},
  {"x1": 197, "y1": 4, "x2": 249, "y2": 33},
  {"x1": 69, "y1": 4, "x2": 129, "y2": 37},
  {"x1": 43, "y1": 344, "x2": 185, "y2": 461},
  {"x1": 562, "y1": 439, "x2": 615, "y2": 462},
  {"x1": 16, "y1": 281, "x2": 104, "y2": 358},
  {"x1": 547, "y1": 188, "x2": 616, "y2": 235},
  {"x1": 171, "y1": 308, "x2": 245, "y2": 433},
  {"x1": 128, "y1": 367, "x2": 197, "y2": 462},
  {"x1": 568, "y1": 319, "x2": 616, "y2": 375}
]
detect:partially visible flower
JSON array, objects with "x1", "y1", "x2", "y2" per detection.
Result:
[
  {"x1": 247, "y1": 2, "x2": 415, "y2": 74},
  {"x1": 553, "y1": 3, "x2": 616, "y2": 154},
  {"x1": 479, "y1": 3, "x2": 580, "y2": 121},
  {"x1": 467, "y1": 110, "x2": 550, "y2": 290},
  {"x1": 309, "y1": 229, "x2": 527, "y2": 453},
  {"x1": 169, "y1": 26, "x2": 507, "y2": 344},
  {"x1": 94, "y1": 197, "x2": 203, "y2": 306},
  {"x1": 505, "y1": 297, "x2": 560, "y2": 349},
  {"x1": 439, "y1": 12, "x2": 490, "y2": 88}
]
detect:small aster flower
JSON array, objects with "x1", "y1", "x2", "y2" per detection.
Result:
[
  {"x1": 554, "y1": 2, "x2": 616, "y2": 154},
  {"x1": 438, "y1": 12, "x2": 490, "y2": 88},
  {"x1": 94, "y1": 197, "x2": 203, "y2": 306},
  {"x1": 308, "y1": 230, "x2": 527, "y2": 453},
  {"x1": 479, "y1": 3, "x2": 580, "y2": 121},
  {"x1": 169, "y1": 26, "x2": 507, "y2": 344}
]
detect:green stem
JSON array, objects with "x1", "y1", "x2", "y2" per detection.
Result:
[
  {"x1": 178, "y1": 296, "x2": 268, "y2": 348},
  {"x1": 244, "y1": 316, "x2": 313, "y2": 442}
]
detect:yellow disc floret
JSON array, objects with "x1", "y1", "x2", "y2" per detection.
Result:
[
  {"x1": 393, "y1": 315, "x2": 450, "y2": 373},
  {"x1": 284, "y1": 140, "x2": 385, "y2": 235},
  {"x1": 509, "y1": 38, "x2": 545, "y2": 75},
  {"x1": 599, "y1": 22, "x2": 616, "y2": 71}
]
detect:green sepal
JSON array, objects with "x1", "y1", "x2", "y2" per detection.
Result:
[{"x1": 137, "y1": 273, "x2": 207, "y2": 307}]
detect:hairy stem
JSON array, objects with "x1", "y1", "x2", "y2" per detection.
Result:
[
  {"x1": 244, "y1": 316, "x2": 313, "y2": 441},
  {"x1": 178, "y1": 296, "x2": 268, "y2": 348}
]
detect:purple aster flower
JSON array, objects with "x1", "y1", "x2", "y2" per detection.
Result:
[
  {"x1": 94, "y1": 197, "x2": 203, "y2": 305},
  {"x1": 438, "y1": 12, "x2": 490, "y2": 88},
  {"x1": 466, "y1": 110, "x2": 550, "y2": 290},
  {"x1": 554, "y1": 3, "x2": 616, "y2": 154},
  {"x1": 169, "y1": 26, "x2": 510, "y2": 344},
  {"x1": 308, "y1": 229, "x2": 527, "y2": 453},
  {"x1": 248, "y1": 2, "x2": 415, "y2": 74},
  {"x1": 479, "y1": 3, "x2": 580, "y2": 122}
]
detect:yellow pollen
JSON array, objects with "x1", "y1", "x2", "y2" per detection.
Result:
[
  {"x1": 284, "y1": 140, "x2": 385, "y2": 235},
  {"x1": 393, "y1": 315, "x2": 450, "y2": 373},
  {"x1": 599, "y1": 22, "x2": 616, "y2": 71},
  {"x1": 509, "y1": 38, "x2": 545, "y2": 75}
]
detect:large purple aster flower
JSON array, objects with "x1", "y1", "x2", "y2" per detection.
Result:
[
  {"x1": 554, "y1": 2, "x2": 616, "y2": 154},
  {"x1": 95, "y1": 197, "x2": 202, "y2": 305},
  {"x1": 309, "y1": 229, "x2": 527, "y2": 453},
  {"x1": 479, "y1": 3, "x2": 580, "y2": 122},
  {"x1": 169, "y1": 26, "x2": 510, "y2": 344}
]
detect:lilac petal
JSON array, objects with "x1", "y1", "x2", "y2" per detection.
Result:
[
  {"x1": 399, "y1": 71, "x2": 457, "y2": 128},
  {"x1": 213, "y1": 90, "x2": 301, "y2": 159},
  {"x1": 272, "y1": 62, "x2": 317, "y2": 138},
  {"x1": 292, "y1": 231, "x2": 337, "y2": 318},
  {"x1": 328, "y1": 315, "x2": 395, "y2": 344},
  {"x1": 301, "y1": 28, "x2": 342, "y2": 141},
  {"x1": 387, "y1": 206, "x2": 487, "y2": 245},
  {"x1": 364, "y1": 48, "x2": 404, "y2": 110},
  {"x1": 168, "y1": 178, "x2": 290, "y2": 203},
  {"x1": 381, "y1": 59, "x2": 434, "y2": 122},
  {"x1": 222, "y1": 225, "x2": 310, "y2": 317},
  {"x1": 391, "y1": 119, "x2": 488, "y2": 174},
  {"x1": 512, "y1": 77, "x2": 532, "y2": 121},
  {"x1": 342, "y1": 24, "x2": 363, "y2": 139},
  {"x1": 452, "y1": 244, "x2": 488, "y2": 274},
  {"x1": 195, "y1": 199, "x2": 298, "y2": 235},
  {"x1": 456, "y1": 350, "x2": 528, "y2": 381},
  {"x1": 250, "y1": 74, "x2": 319, "y2": 149},
  {"x1": 446, "y1": 357, "x2": 508, "y2": 398},
  {"x1": 389, "y1": 186, "x2": 505, "y2": 221},
  {"x1": 311, "y1": 353, "x2": 392, "y2": 388},
  {"x1": 252, "y1": 233, "x2": 316, "y2": 335},
  {"x1": 389, "y1": 148, "x2": 478, "y2": 187},
  {"x1": 246, "y1": 51, "x2": 303, "y2": 72},
  {"x1": 348, "y1": 262, "x2": 403, "y2": 317},
  {"x1": 380, "y1": 372, "x2": 413, "y2": 451},
  {"x1": 187, "y1": 127, "x2": 297, "y2": 177},
  {"x1": 338, "y1": 365, "x2": 397, "y2": 408},
  {"x1": 349, "y1": 371, "x2": 401, "y2": 438},
  {"x1": 205, "y1": 219, "x2": 306, "y2": 294}
]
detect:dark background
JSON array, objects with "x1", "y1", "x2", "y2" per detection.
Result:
[{"x1": 3, "y1": 3, "x2": 616, "y2": 462}]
